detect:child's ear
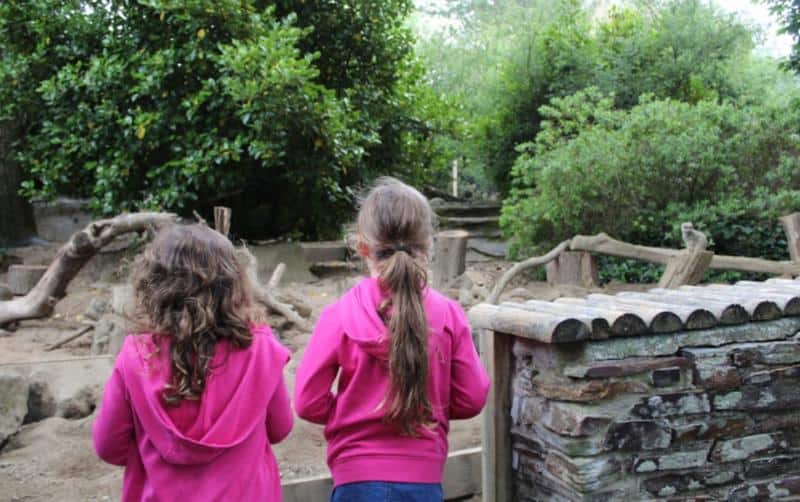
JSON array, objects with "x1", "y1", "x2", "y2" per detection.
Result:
[{"x1": 357, "y1": 241, "x2": 371, "y2": 258}]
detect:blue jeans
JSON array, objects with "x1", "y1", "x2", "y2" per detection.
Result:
[{"x1": 330, "y1": 481, "x2": 444, "y2": 502}]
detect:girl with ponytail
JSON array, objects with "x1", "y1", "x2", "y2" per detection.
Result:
[{"x1": 295, "y1": 177, "x2": 490, "y2": 502}]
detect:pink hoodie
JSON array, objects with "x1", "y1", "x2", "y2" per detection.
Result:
[
  {"x1": 294, "y1": 277, "x2": 490, "y2": 486},
  {"x1": 92, "y1": 324, "x2": 292, "y2": 501}
]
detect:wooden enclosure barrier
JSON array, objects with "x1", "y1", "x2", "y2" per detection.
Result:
[{"x1": 281, "y1": 447, "x2": 481, "y2": 501}]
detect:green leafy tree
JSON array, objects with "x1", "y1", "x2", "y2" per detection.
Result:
[
  {"x1": 0, "y1": 0, "x2": 448, "y2": 238},
  {"x1": 764, "y1": 0, "x2": 800, "y2": 72}
]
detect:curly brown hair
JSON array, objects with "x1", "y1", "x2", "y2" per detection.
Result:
[{"x1": 131, "y1": 224, "x2": 259, "y2": 405}]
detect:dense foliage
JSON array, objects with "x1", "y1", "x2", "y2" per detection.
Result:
[
  {"x1": 0, "y1": 0, "x2": 450, "y2": 238},
  {"x1": 501, "y1": 88, "x2": 800, "y2": 265},
  {"x1": 765, "y1": 0, "x2": 800, "y2": 72}
]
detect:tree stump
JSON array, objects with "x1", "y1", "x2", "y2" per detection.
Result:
[
  {"x1": 780, "y1": 212, "x2": 800, "y2": 262},
  {"x1": 7, "y1": 265, "x2": 48, "y2": 295},
  {"x1": 432, "y1": 230, "x2": 469, "y2": 289},
  {"x1": 658, "y1": 249, "x2": 714, "y2": 289},
  {"x1": 546, "y1": 251, "x2": 598, "y2": 288}
]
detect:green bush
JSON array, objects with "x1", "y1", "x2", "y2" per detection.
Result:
[
  {"x1": 0, "y1": 0, "x2": 450, "y2": 238},
  {"x1": 501, "y1": 88, "x2": 800, "y2": 279},
  {"x1": 468, "y1": 0, "x2": 755, "y2": 193}
]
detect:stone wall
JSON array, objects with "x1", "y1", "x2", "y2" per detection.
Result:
[
  {"x1": 510, "y1": 318, "x2": 800, "y2": 500},
  {"x1": 470, "y1": 279, "x2": 800, "y2": 501}
]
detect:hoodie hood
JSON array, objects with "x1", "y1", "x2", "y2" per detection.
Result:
[
  {"x1": 339, "y1": 277, "x2": 447, "y2": 360},
  {"x1": 118, "y1": 325, "x2": 287, "y2": 465}
]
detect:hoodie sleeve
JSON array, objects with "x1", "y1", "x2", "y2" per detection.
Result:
[
  {"x1": 449, "y1": 303, "x2": 490, "y2": 420},
  {"x1": 92, "y1": 357, "x2": 135, "y2": 466},
  {"x1": 266, "y1": 342, "x2": 293, "y2": 444},
  {"x1": 294, "y1": 306, "x2": 342, "y2": 425}
]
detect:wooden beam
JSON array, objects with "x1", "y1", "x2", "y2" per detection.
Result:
[
  {"x1": 570, "y1": 232, "x2": 800, "y2": 276},
  {"x1": 481, "y1": 330, "x2": 513, "y2": 502},
  {"x1": 469, "y1": 303, "x2": 591, "y2": 344},
  {"x1": 213, "y1": 206, "x2": 232, "y2": 238},
  {"x1": 281, "y1": 448, "x2": 482, "y2": 501}
]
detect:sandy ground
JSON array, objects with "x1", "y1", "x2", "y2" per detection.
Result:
[{"x1": 0, "y1": 241, "x2": 646, "y2": 501}]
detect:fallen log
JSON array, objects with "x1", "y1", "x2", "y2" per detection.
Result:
[
  {"x1": 0, "y1": 212, "x2": 177, "y2": 328},
  {"x1": 570, "y1": 232, "x2": 800, "y2": 276}
]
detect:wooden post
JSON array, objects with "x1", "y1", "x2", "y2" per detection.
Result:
[
  {"x1": 545, "y1": 251, "x2": 598, "y2": 288},
  {"x1": 213, "y1": 206, "x2": 232, "y2": 238},
  {"x1": 658, "y1": 249, "x2": 714, "y2": 289},
  {"x1": 481, "y1": 329, "x2": 513, "y2": 502},
  {"x1": 7, "y1": 265, "x2": 48, "y2": 295},
  {"x1": 451, "y1": 159, "x2": 458, "y2": 198},
  {"x1": 432, "y1": 229, "x2": 469, "y2": 289},
  {"x1": 780, "y1": 212, "x2": 800, "y2": 262}
]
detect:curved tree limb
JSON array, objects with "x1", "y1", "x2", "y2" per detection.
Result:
[
  {"x1": 0, "y1": 212, "x2": 177, "y2": 327},
  {"x1": 486, "y1": 240, "x2": 571, "y2": 305}
]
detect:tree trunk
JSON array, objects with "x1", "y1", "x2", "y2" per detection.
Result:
[
  {"x1": 432, "y1": 230, "x2": 469, "y2": 289},
  {"x1": 0, "y1": 121, "x2": 36, "y2": 246}
]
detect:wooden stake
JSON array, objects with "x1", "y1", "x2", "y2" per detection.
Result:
[
  {"x1": 214, "y1": 206, "x2": 232, "y2": 238},
  {"x1": 545, "y1": 251, "x2": 598, "y2": 288},
  {"x1": 658, "y1": 249, "x2": 714, "y2": 288},
  {"x1": 780, "y1": 212, "x2": 800, "y2": 262}
]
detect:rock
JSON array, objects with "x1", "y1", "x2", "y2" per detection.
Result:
[
  {"x1": 92, "y1": 316, "x2": 126, "y2": 356},
  {"x1": 692, "y1": 361, "x2": 741, "y2": 391},
  {"x1": 651, "y1": 367, "x2": 682, "y2": 388},
  {"x1": 7, "y1": 265, "x2": 47, "y2": 295},
  {"x1": 112, "y1": 284, "x2": 134, "y2": 315},
  {"x1": 23, "y1": 377, "x2": 56, "y2": 424},
  {"x1": 634, "y1": 447, "x2": 710, "y2": 473},
  {"x1": 745, "y1": 454, "x2": 800, "y2": 479},
  {"x1": 714, "y1": 376, "x2": 800, "y2": 411},
  {"x1": 643, "y1": 470, "x2": 740, "y2": 497},
  {"x1": 631, "y1": 391, "x2": 710, "y2": 418},
  {"x1": 671, "y1": 416, "x2": 751, "y2": 443},
  {"x1": 299, "y1": 241, "x2": 348, "y2": 263},
  {"x1": 58, "y1": 385, "x2": 100, "y2": 419},
  {"x1": 564, "y1": 356, "x2": 692, "y2": 379},
  {"x1": 709, "y1": 433, "x2": 784, "y2": 463},
  {"x1": 730, "y1": 340, "x2": 800, "y2": 367},
  {"x1": 728, "y1": 475, "x2": 800, "y2": 501},
  {"x1": 0, "y1": 283, "x2": 12, "y2": 301},
  {"x1": 577, "y1": 318, "x2": 800, "y2": 362},
  {"x1": 604, "y1": 421, "x2": 672, "y2": 451},
  {"x1": 0, "y1": 373, "x2": 29, "y2": 445},
  {"x1": 532, "y1": 376, "x2": 648, "y2": 403},
  {"x1": 544, "y1": 450, "x2": 621, "y2": 492},
  {"x1": 85, "y1": 298, "x2": 111, "y2": 321}
]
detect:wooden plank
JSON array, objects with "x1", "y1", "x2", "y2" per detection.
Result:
[
  {"x1": 282, "y1": 448, "x2": 482, "y2": 502},
  {"x1": 526, "y1": 300, "x2": 649, "y2": 337},
  {"x1": 469, "y1": 303, "x2": 590, "y2": 343},
  {"x1": 481, "y1": 329, "x2": 513, "y2": 502}
]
